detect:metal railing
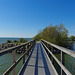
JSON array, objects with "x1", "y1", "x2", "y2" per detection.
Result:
[
  {"x1": 41, "y1": 39, "x2": 75, "y2": 75},
  {"x1": 0, "y1": 40, "x2": 35, "y2": 75}
]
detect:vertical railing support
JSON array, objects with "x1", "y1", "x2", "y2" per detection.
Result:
[
  {"x1": 12, "y1": 50, "x2": 15, "y2": 75},
  {"x1": 51, "y1": 46, "x2": 54, "y2": 65},
  {"x1": 47, "y1": 44, "x2": 50, "y2": 56},
  {"x1": 61, "y1": 51, "x2": 65, "y2": 75},
  {"x1": 23, "y1": 46, "x2": 25, "y2": 64},
  {"x1": 23, "y1": 54, "x2": 25, "y2": 64}
]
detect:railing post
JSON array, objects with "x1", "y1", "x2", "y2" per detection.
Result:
[
  {"x1": 51, "y1": 46, "x2": 54, "y2": 65},
  {"x1": 23, "y1": 54, "x2": 25, "y2": 64},
  {"x1": 12, "y1": 50, "x2": 15, "y2": 75},
  {"x1": 26, "y1": 44, "x2": 29, "y2": 56},
  {"x1": 28, "y1": 43, "x2": 30, "y2": 55},
  {"x1": 31, "y1": 42, "x2": 33, "y2": 46},
  {"x1": 61, "y1": 51, "x2": 65, "y2": 75},
  {"x1": 23, "y1": 46, "x2": 25, "y2": 64}
]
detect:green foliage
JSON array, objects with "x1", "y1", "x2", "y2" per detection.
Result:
[
  {"x1": 70, "y1": 36, "x2": 75, "y2": 41},
  {"x1": 33, "y1": 24, "x2": 69, "y2": 47},
  {"x1": 14, "y1": 40, "x2": 18, "y2": 43},
  {"x1": 19, "y1": 38, "x2": 27, "y2": 43},
  {"x1": 33, "y1": 32, "x2": 42, "y2": 41},
  {"x1": 7, "y1": 40, "x2": 12, "y2": 43}
]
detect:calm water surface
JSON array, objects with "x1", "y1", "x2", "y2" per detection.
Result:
[
  {"x1": 0, "y1": 38, "x2": 32, "y2": 45},
  {"x1": 0, "y1": 53, "x2": 22, "y2": 75}
]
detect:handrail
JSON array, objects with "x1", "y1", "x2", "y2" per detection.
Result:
[
  {"x1": 0, "y1": 40, "x2": 35, "y2": 56},
  {"x1": 41, "y1": 39, "x2": 75, "y2": 58},
  {"x1": 41, "y1": 39, "x2": 75, "y2": 75},
  {"x1": 41, "y1": 43, "x2": 58, "y2": 75},
  {"x1": 41, "y1": 41, "x2": 71, "y2": 75},
  {"x1": 0, "y1": 40, "x2": 35, "y2": 75},
  {"x1": 3, "y1": 45, "x2": 34, "y2": 75}
]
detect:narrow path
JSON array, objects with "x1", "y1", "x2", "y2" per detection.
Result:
[{"x1": 21, "y1": 42, "x2": 55, "y2": 75}]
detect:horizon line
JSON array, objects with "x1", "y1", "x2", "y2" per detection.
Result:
[{"x1": 0, "y1": 37, "x2": 33, "y2": 38}]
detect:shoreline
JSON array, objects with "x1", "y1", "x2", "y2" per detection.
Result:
[{"x1": 0, "y1": 43, "x2": 24, "y2": 54}]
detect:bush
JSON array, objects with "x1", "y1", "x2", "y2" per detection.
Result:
[
  {"x1": 19, "y1": 38, "x2": 27, "y2": 43},
  {"x1": 14, "y1": 40, "x2": 18, "y2": 43},
  {"x1": 70, "y1": 36, "x2": 75, "y2": 41},
  {"x1": 7, "y1": 40, "x2": 12, "y2": 43}
]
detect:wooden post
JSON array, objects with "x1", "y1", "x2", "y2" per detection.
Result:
[
  {"x1": 23, "y1": 46, "x2": 25, "y2": 64},
  {"x1": 51, "y1": 46, "x2": 54, "y2": 65},
  {"x1": 12, "y1": 50, "x2": 15, "y2": 75},
  {"x1": 47, "y1": 44, "x2": 49, "y2": 55},
  {"x1": 23, "y1": 54, "x2": 25, "y2": 64},
  {"x1": 31, "y1": 42, "x2": 33, "y2": 46},
  {"x1": 61, "y1": 51, "x2": 65, "y2": 75}
]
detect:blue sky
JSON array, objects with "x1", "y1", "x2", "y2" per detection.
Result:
[{"x1": 0, "y1": 0, "x2": 75, "y2": 38}]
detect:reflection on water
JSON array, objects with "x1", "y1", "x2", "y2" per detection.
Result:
[
  {"x1": 0, "y1": 53, "x2": 22, "y2": 75},
  {"x1": 54, "y1": 41, "x2": 75, "y2": 75},
  {"x1": 65, "y1": 54, "x2": 75, "y2": 75}
]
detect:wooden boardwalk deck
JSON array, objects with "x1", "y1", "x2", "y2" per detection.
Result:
[{"x1": 20, "y1": 42, "x2": 57, "y2": 75}]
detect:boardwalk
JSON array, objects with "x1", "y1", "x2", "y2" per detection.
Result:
[
  {"x1": 1, "y1": 40, "x2": 74, "y2": 75},
  {"x1": 20, "y1": 42, "x2": 56, "y2": 75}
]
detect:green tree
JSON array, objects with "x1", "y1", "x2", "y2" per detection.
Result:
[
  {"x1": 33, "y1": 24, "x2": 69, "y2": 47},
  {"x1": 70, "y1": 36, "x2": 75, "y2": 41},
  {"x1": 56, "y1": 24, "x2": 68, "y2": 47},
  {"x1": 33, "y1": 32, "x2": 42, "y2": 41},
  {"x1": 42, "y1": 25, "x2": 59, "y2": 44}
]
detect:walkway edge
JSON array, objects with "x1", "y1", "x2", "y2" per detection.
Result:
[{"x1": 40, "y1": 43, "x2": 58, "y2": 75}]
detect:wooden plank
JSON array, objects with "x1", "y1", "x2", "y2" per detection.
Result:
[
  {"x1": 24, "y1": 45, "x2": 37, "y2": 75},
  {"x1": 38, "y1": 44, "x2": 45, "y2": 75},
  {"x1": 23, "y1": 42, "x2": 52, "y2": 75}
]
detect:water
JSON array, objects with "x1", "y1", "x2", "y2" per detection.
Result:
[
  {"x1": 0, "y1": 53, "x2": 22, "y2": 75},
  {"x1": 0, "y1": 38, "x2": 32, "y2": 75},
  {"x1": 0, "y1": 38, "x2": 32, "y2": 45}
]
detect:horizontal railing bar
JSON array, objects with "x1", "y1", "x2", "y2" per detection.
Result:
[
  {"x1": 0, "y1": 40, "x2": 34, "y2": 56},
  {"x1": 41, "y1": 41, "x2": 72, "y2": 75},
  {"x1": 41, "y1": 39, "x2": 75, "y2": 58},
  {"x1": 18, "y1": 46, "x2": 34, "y2": 75},
  {"x1": 41, "y1": 43, "x2": 58, "y2": 75},
  {"x1": 3, "y1": 45, "x2": 33, "y2": 75}
]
